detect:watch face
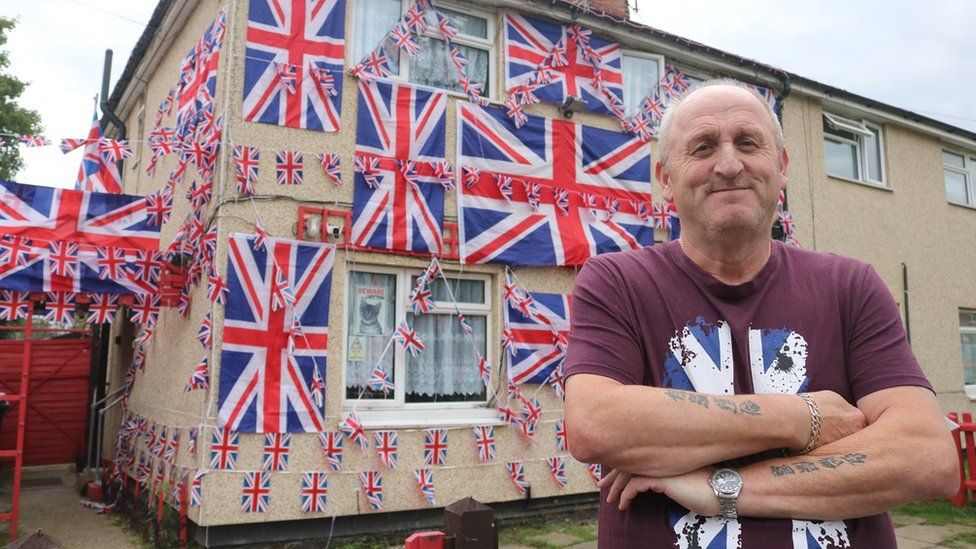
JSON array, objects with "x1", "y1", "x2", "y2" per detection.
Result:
[{"x1": 712, "y1": 469, "x2": 742, "y2": 494}]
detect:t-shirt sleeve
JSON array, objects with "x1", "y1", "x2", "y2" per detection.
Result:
[
  {"x1": 563, "y1": 255, "x2": 645, "y2": 385},
  {"x1": 845, "y1": 262, "x2": 933, "y2": 401}
]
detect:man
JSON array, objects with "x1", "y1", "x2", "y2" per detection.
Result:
[{"x1": 563, "y1": 80, "x2": 958, "y2": 548}]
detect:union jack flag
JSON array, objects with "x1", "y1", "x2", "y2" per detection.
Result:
[
  {"x1": 130, "y1": 293, "x2": 160, "y2": 326},
  {"x1": 587, "y1": 463, "x2": 602, "y2": 485},
  {"x1": 301, "y1": 471, "x2": 329, "y2": 513},
  {"x1": 276, "y1": 150, "x2": 304, "y2": 185},
  {"x1": 184, "y1": 357, "x2": 210, "y2": 392},
  {"x1": 319, "y1": 431, "x2": 344, "y2": 471},
  {"x1": 217, "y1": 234, "x2": 334, "y2": 433},
  {"x1": 187, "y1": 428, "x2": 198, "y2": 457},
  {"x1": 99, "y1": 139, "x2": 133, "y2": 162},
  {"x1": 504, "y1": 14, "x2": 623, "y2": 117},
  {"x1": 243, "y1": 0, "x2": 345, "y2": 132},
  {"x1": 20, "y1": 134, "x2": 51, "y2": 147},
  {"x1": 44, "y1": 292, "x2": 75, "y2": 324},
  {"x1": 505, "y1": 291, "x2": 572, "y2": 385},
  {"x1": 339, "y1": 411, "x2": 368, "y2": 450},
  {"x1": 407, "y1": 277, "x2": 433, "y2": 315},
  {"x1": 163, "y1": 429, "x2": 179, "y2": 464},
  {"x1": 367, "y1": 364, "x2": 394, "y2": 394},
  {"x1": 197, "y1": 311, "x2": 212, "y2": 349},
  {"x1": 87, "y1": 293, "x2": 118, "y2": 324},
  {"x1": 190, "y1": 469, "x2": 206, "y2": 506},
  {"x1": 506, "y1": 460, "x2": 530, "y2": 494},
  {"x1": 547, "y1": 456, "x2": 568, "y2": 488},
  {"x1": 359, "y1": 470, "x2": 383, "y2": 510},
  {"x1": 394, "y1": 321, "x2": 425, "y2": 358},
  {"x1": 0, "y1": 181, "x2": 160, "y2": 294},
  {"x1": 262, "y1": 433, "x2": 291, "y2": 471},
  {"x1": 413, "y1": 468, "x2": 436, "y2": 506},
  {"x1": 548, "y1": 363, "x2": 566, "y2": 399},
  {"x1": 555, "y1": 419, "x2": 569, "y2": 453},
  {"x1": 233, "y1": 145, "x2": 260, "y2": 196},
  {"x1": 0, "y1": 290, "x2": 29, "y2": 321},
  {"x1": 520, "y1": 397, "x2": 543, "y2": 437},
  {"x1": 374, "y1": 430, "x2": 399, "y2": 469},
  {"x1": 209, "y1": 427, "x2": 239, "y2": 469},
  {"x1": 75, "y1": 105, "x2": 122, "y2": 194},
  {"x1": 241, "y1": 471, "x2": 270, "y2": 513},
  {"x1": 777, "y1": 210, "x2": 795, "y2": 236},
  {"x1": 457, "y1": 103, "x2": 652, "y2": 266},
  {"x1": 423, "y1": 428, "x2": 448, "y2": 466},
  {"x1": 473, "y1": 425, "x2": 495, "y2": 462},
  {"x1": 351, "y1": 79, "x2": 447, "y2": 254},
  {"x1": 317, "y1": 152, "x2": 341, "y2": 186}
]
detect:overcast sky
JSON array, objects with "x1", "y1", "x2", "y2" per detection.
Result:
[{"x1": 4, "y1": 0, "x2": 974, "y2": 189}]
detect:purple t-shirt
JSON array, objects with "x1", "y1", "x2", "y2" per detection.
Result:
[{"x1": 564, "y1": 240, "x2": 932, "y2": 549}]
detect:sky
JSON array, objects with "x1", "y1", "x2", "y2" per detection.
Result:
[{"x1": 3, "y1": 0, "x2": 975, "y2": 189}]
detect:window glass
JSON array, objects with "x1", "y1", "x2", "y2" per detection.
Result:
[
  {"x1": 864, "y1": 127, "x2": 882, "y2": 182},
  {"x1": 413, "y1": 276, "x2": 485, "y2": 303},
  {"x1": 622, "y1": 55, "x2": 659, "y2": 116},
  {"x1": 428, "y1": 6, "x2": 488, "y2": 38},
  {"x1": 963, "y1": 332, "x2": 976, "y2": 385},
  {"x1": 346, "y1": 271, "x2": 397, "y2": 400},
  {"x1": 945, "y1": 170, "x2": 970, "y2": 204},
  {"x1": 353, "y1": 0, "x2": 402, "y2": 74},
  {"x1": 406, "y1": 313, "x2": 487, "y2": 402},
  {"x1": 409, "y1": 36, "x2": 488, "y2": 93},
  {"x1": 960, "y1": 310, "x2": 976, "y2": 328},
  {"x1": 943, "y1": 150, "x2": 966, "y2": 169},
  {"x1": 824, "y1": 138, "x2": 859, "y2": 180}
]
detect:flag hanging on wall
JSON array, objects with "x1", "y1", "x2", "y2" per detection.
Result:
[
  {"x1": 351, "y1": 79, "x2": 448, "y2": 254},
  {"x1": 0, "y1": 180, "x2": 161, "y2": 294},
  {"x1": 242, "y1": 0, "x2": 346, "y2": 132},
  {"x1": 217, "y1": 234, "x2": 335, "y2": 433},
  {"x1": 457, "y1": 103, "x2": 653, "y2": 266},
  {"x1": 504, "y1": 291, "x2": 572, "y2": 385}
]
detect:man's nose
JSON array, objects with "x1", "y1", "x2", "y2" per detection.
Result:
[{"x1": 713, "y1": 143, "x2": 744, "y2": 179}]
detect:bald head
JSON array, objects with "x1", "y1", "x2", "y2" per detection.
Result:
[{"x1": 657, "y1": 80, "x2": 784, "y2": 168}]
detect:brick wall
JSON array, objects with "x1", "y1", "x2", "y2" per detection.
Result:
[{"x1": 585, "y1": 0, "x2": 628, "y2": 18}]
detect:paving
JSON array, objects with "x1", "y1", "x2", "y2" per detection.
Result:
[{"x1": 12, "y1": 465, "x2": 140, "y2": 549}]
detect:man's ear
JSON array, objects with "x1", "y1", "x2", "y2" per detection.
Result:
[
  {"x1": 655, "y1": 160, "x2": 674, "y2": 202},
  {"x1": 778, "y1": 147, "x2": 790, "y2": 189}
]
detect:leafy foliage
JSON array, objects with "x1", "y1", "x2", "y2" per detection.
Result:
[{"x1": 0, "y1": 18, "x2": 43, "y2": 181}]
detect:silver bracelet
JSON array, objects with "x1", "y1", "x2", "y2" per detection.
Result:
[{"x1": 795, "y1": 393, "x2": 822, "y2": 455}]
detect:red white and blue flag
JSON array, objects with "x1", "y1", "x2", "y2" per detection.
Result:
[
  {"x1": 351, "y1": 79, "x2": 447, "y2": 254},
  {"x1": 504, "y1": 13, "x2": 623, "y2": 116},
  {"x1": 175, "y1": 10, "x2": 226, "y2": 141},
  {"x1": 423, "y1": 428, "x2": 448, "y2": 466},
  {"x1": 319, "y1": 431, "x2": 344, "y2": 471},
  {"x1": 241, "y1": 471, "x2": 271, "y2": 513},
  {"x1": 555, "y1": 418, "x2": 569, "y2": 453},
  {"x1": 0, "y1": 181, "x2": 160, "y2": 294},
  {"x1": 262, "y1": 433, "x2": 292, "y2": 472},
  {"x1": 209, "y1": 427, "x2": 239, "y2": 470},
  {"x1": 190, "y1": 470, "x2": 206, "y2": 506},
  {"x1": 413, "y1": 468, "x2": 436, "y2": 506},
  {"x1": 0, "y1": 290, "x2": 29, "y2": 321},
  {"x1": 217, "y1": 234, "x2": 334, "y2": 433},
  {"x1": 473, "y1": 425, "x2": 495, "y2": 462},
  {"x1": 506, "y1": 460, "x2": 530, "y2": 494},
  {"x1": 75, "y1": 106, "x2": 122, "y2": 194},
  {"x1": 457, "y1": 103, "x2": 652, "y2": 266},
  {"x1": 243, "y1": 0, "x2": 345, "y2": 132},
  {"x1": 301, "y1": 471, "x2": 329, "y2": 513},
  {"x1": 359, "y1": 470, "x2": 383, "y2": 510},
  {"x1": 547, "y1": 456, "x2": 568, "y2": 488},
  {"x1": 374, "y1": 430, "x2": 399, "y2": 469},
  {"x1": 504, "y1": 291, "x2": 572, "y2": 385}
]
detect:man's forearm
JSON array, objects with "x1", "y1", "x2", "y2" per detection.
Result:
[{"x1": 567, "y1": 377, "x2": 812, "y2": 477}]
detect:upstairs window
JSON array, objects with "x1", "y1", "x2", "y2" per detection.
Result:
[
  {"x1": 620, "y1": 52, "x2": 664, "y2": 117},
  {"x1": 960, "y1": 309, "x2": 976, "y2": 398},
  {"x1": 943, "y1": 149, "x2": 976, "y2": 207},
  {"x1": 823, "y1": 112, "x2": 885, "y2": 186}
]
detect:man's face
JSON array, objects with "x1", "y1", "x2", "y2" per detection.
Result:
[{"x1": 656, "y1": 86, "x2": 788, "y2": 239}]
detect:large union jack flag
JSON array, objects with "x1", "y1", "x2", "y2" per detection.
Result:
[
  {"x1": 0, "y1": 181, "x2": 160, "y2": 294},
  {"x1": 505, "y1": 291, "x2": 572, "y2": 385},
  {"x1": 457, "y1": 103, "x2": 652, "y2": 266},
  {"x1": 504, "y1": 13, "x2": 623, "y2": 116},
  {"x1": 217, "y1": 234, "x2": 335, "y2": 433},
  {"x1": 351, "y1": 79, "x2": 448, "y2": 254},
  {"x1": 243, "y1": 0, "x2": 346, "y2": 132},
  {"x1": 76, "y1": 105, "x2": 122, "y2": 194}
]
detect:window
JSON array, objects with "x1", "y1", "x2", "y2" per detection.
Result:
[
  {"x1": 131, "y1": 103, "x2": 145, "y2": 170},
  {"x1": 823, "y1": 112, "x2": 885, "y2": 185},
  {"x1": 943, "y1": 149, "x2": 976, "y2": 206},
  {"x1": 344, "y1": 267, "x2": 494, "y2": 426},
  {"x1": 621, "y1": 51, "x2": 664, "y2": 116},
  {"x1": 352, "y1": 0, "x2": 494, "y2": 98},
  {"x1": 961, "y1": 309, "x2": 976, "y2": 398}
]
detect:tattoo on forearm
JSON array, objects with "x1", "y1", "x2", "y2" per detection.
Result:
[
  {"x1": 770, "y1": 453, "x2": 868, "y2": 477},
  {"x1": 662, "y1": 389, "x2": 763, "y2": 416}
]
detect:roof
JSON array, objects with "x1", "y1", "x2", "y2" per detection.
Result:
[{"x1": 106, "y1": 0, "x2": 976, "y2": 143}]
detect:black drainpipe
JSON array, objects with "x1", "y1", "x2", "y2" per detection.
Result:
[
  {"x1": 101, "y1": 50, "x2": 127, "y2": 143},
  {"x1": 902, "y1": 262, "x2": 911, "y2": 345},
  {"x1": 771, "y1": 70, "x2": 792, "y2": 240}
]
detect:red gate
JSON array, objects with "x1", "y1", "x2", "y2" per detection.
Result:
[{"x1": 0, "y1": 333, "x2": 93, "y2": 466}]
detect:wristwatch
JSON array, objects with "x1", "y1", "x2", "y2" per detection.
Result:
[{"x1": 708, "y1": 468, "x2": 742, "y2": 520}]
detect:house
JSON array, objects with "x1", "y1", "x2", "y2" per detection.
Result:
[{"x1": 98, "y1": 0, "x2": 976, "y2": 544}]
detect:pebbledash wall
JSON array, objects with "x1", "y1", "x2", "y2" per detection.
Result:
[{"x1": 101, "y1": 0, "x2": 976, "y2": 535}]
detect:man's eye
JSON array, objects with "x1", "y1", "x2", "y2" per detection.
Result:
[{"x1": 694, "y1": 144, "x2": 712, "y2": 153}]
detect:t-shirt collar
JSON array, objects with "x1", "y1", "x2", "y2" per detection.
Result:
[{"x1": 667, "y1": 239, "x2": 783, "y2": 300}]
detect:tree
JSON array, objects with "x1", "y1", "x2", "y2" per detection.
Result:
[{"x1": 0, "y1": 17, "x2": 42, "y2": 181}]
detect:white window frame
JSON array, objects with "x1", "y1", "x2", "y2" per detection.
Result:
[
  {"x1": 943, "y1": 148, "x2": 976, "y2": 207},
  {"x1": 131, "y1": 103, "x2": 145, "y2": 170},
  {"x1": 620, "y1": 49, "x2": 665, "y2": 117},
  {"x1": 961, "y1": 309, "x2": 976, "y2": 399},
  {"x1": 349, "y1": 0, "x2": 496, "y2": 100},
  {"x1": 341, "y1": 265, "x2": 498, "y2": 428},
  {"x1": 823, "y1": 111, "x2": 887, "y2": 186}
]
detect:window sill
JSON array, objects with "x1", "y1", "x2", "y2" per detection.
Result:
[
  {"x1": 965, "y1": 385, "x2": 976, "y2": 400},
  {"x1": 948, "y1": 200, "x2": 976, "y2": 211},
  {"x1": 825, "y1": 174, "x2": 891, "y2": 192},
  {"x1": 344, "y1": 406, "x2": 502, "y2": 429}
]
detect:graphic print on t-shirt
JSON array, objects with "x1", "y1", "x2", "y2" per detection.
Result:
[{"x1": 662, "y1": 318, "x2": 851, "y2": 549}]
